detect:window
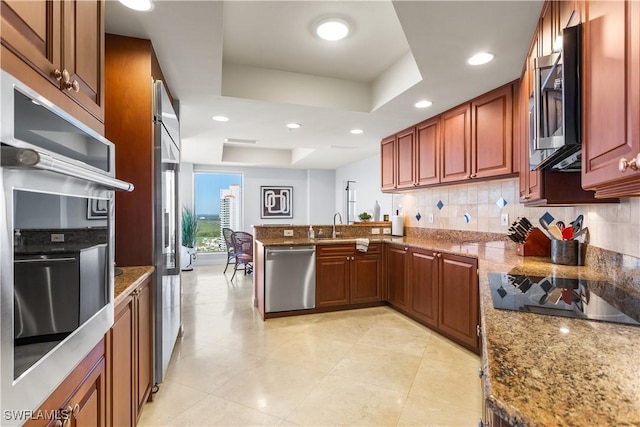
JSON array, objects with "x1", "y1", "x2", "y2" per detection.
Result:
[{"x1": 194, "y1": 172, "x2": 242, "y2": 253}]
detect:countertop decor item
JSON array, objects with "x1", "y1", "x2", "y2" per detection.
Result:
[{"x1": 358, "y1": 211, "x2": 372, "y2": 221}]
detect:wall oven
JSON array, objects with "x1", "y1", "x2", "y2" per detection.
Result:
[{"x1": 0, "y1": 70, "x2": 133, "y2": 424}]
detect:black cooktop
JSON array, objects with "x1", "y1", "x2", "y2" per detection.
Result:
[{"x1": 487, "y1": 273, "x2": 640, "y2": 326}]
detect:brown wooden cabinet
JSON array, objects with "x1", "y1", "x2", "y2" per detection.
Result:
[
  {"x1": 107, "y1": 274, "x2": 154, "y2": 426},
  {"x1": 316, "y1": 244, "x2": 382, "y2": 307},
  {"x1": 441, "y1": 104, "x2": 472, "y2": 183},
  {"x1": 0, "y1": 0, "x2": 105, "y2": 133},
  {"x1": 380, "y1": 135, "x2": 396, "y2": 191},
  {"x1": 396, "y1": 127, "x2": 417, "y2": 189},
  {"x1": 386, "y1": 244, "x2": 409, "y2": 310},
  {"x1": 387, "y1": 245, "x2": 480, "y2": 353},
  {"x1": 581, "y1": 0, "x2": 640, "y2": 197},
  {"x1": 416, "y1": 117, "x2": 440, "y2": 186},
  {"x1": 26, "y1": 340, "x2": 106, "y2": 427}
]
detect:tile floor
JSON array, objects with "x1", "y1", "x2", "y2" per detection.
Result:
[{"x1": 138, "y1": 265, "x2": 482, "y2": 426}]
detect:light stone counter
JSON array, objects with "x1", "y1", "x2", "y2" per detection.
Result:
[{"x1": 255, "y1": 231, "x2": 640, "y2": 426}]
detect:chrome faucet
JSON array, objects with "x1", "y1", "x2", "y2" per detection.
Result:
[{"x1": 332, "y1": 212, "x2": 342, "y2": 238}]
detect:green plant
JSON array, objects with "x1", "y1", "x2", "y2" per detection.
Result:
[
  {"x1": 358, "y1": 211, "x2": 372, "y2": 221},
  {"x1": 182, "y1": 207, "x2": 198, "y2": 248}
]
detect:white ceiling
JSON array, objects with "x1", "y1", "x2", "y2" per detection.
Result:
[{"x1": 105, "y1": 0, "x2": 543, "y2": 170}]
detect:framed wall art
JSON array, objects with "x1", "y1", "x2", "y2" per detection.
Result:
[
  {"x1": 260, "y1": 186, "x2": 293, "y2": 219},
  {"x1": 87, "y1": 199, "x2": 108, "y2": 219}
]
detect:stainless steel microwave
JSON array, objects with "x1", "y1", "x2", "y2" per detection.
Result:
[
  {"x1": 0, "y1": 70, "x2": 133, "y2": 425},
  {"x1": 529, "y1": 23, "x2": 582, "y2": 171}
]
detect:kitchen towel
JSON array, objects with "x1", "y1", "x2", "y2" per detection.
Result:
[{"x1": 355, "y1": 238, "x2": 369, "y2": 252}]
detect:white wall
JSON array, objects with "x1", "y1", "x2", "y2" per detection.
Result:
[
  {"x1": 181, "y1": 163, "x2": 336, "y2": 233},
  {"x1": 335, "y1": 154, "x2": 393, "y2": 223}
]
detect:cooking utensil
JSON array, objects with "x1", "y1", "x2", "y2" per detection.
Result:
[
  {"x1": 556, "y1": 221, "x2": 566, "y2": 231},
  {"x1": 570, "y1": 214, "x2": 584, "y2": 234},
  {"x1": 519, "y1": 216, "x2": 533, "y2": 230},
  {"x1": 573, "y1": 226, "x2": 589, "y2": 241},
  {"x1": 539, "y1": 217, "x2": 556, "y2": 240},
  {"x1": 548, "y1": 224, "x2": 564, "y2": 240},
  {"x1": 562, "y1": 227, "x2": 574, "y2": 240}
]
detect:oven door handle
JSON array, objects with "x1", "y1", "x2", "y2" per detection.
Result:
[{"x1": 1, "y1": 146, "x2": 134, "y2": 192}]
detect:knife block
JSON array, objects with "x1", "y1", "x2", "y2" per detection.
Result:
[{"x1": 515, "y1": 227, "x2": 551, "y2": 257}]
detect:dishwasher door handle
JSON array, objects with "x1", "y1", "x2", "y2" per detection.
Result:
[{"x1": 267, "y1": 248, "x2": 315, "y2": 255}]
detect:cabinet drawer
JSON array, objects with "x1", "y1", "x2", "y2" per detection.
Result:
[{"x1": 316, "y1": 244, "x2": 353, "y2": 257}]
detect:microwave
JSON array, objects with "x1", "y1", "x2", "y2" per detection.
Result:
[
  {"x1": 0, "y1": 70, "x2": 133, "y2": 424},
  {"x1": 529, "y1": 24, "x2": 582, "y2": 171}
]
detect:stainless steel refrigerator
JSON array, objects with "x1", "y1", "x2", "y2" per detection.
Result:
[{"x1": 153, "y1": 80, "x2": 181, "y2": 384}]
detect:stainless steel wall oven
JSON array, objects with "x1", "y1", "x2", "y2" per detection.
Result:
[{"x1": 0, "y1": 70, "x2": 133, "y2": 424}]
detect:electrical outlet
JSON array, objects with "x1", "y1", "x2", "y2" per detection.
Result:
[
  {"x1": 51, "y1": 233, "x2": 65, "y2": 242},
  {"x1": 371, "y1": 228, "x2": 380, "y2": 235},
  {"x1": 500, "y1": 213, "x2": 509, "y2": 227},
  {"x1": 428, "y1": 213, "x2": 434, "y2": 224},
  {"x1": 382, "y1": 228, "x2": 391, "y2": 235},
  {"x1": 283, "y1": 229, "x2": 294, "y2": 237}
]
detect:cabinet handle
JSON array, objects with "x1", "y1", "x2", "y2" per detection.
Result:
[
  {"x1": 477, "y1": 324, "x2": 482, "y2": 337},
  {"x1": 470, "y1": 173, "x2": 477, "y2": 178},
  {"x1": 465, "y1": 174, "x2": 471, "y2": 179},
  {"x1": 478, "y1": 368, "x2": 484, "y2": 378},
  {"x1": 53, "y1": 69, "x2": 63, "y2": 81},
  {"x1": 618, "y1": 154, "x2": 640, "y2": 172},
  {"x1": 65, "y1": 79, "x2": 80, "y2": 93},
  {"x1": 437, "y1": 253, "x2": 442, "y2": 258},
  {"x1": 72, "y1": 403, "x2": 80, "y2": 417},
  {"x1": 54, "y1": 421, "x2": 63, "y2": 427},
  {"x1": 433, "y1": 252, "x2": 438, "y2": 257},
  {"x1": 522, "y1": 193, "x2": 531, "y2": 200}
]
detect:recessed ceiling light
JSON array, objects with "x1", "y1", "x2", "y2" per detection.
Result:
[
  {"x1": 315, "y1": 18, "x2": 350, "y2": 41},
  {"x1": 467, "y1": 52, "x2": 495, "y2": 66},
  {"x1": 414, "y1": 100, "x2": 433, "y2": 109},
  {"x1": 350, "y1": 129, "x2": 364, "y2": 135},
  {"x1": 212, "y1": 115, "x2": 229, "y2": 122},
  {"x1": 118, "y1": 0, "x2": 153, "y2": 11},
  {"x1": 286, "y1": 123, "x2": 302, "y2": 129}
]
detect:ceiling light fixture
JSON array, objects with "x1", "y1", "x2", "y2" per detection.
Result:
[
  {"x1": 225, "y1": 138, "x2": 258, "y2": 144},
  {"x1": 315, "y1": 18, "x2": 350, "y2": 41},
  {"x1": 350, "y1": 129, "x2": 364, "y2": 135},
  {"x1": 118, "y1": 0, "x2": 153, "y2": 12},
  {"x1": 414, "y1": 100, "x2": 433, "y2": 109},
  {"x1": 286, "y1": 123, "x2": 302, "y2": 129},
  {"x1": 212, "y1": 115, "x2": 229, "y2": 122},
  {"x1": 467, "y1": 52, "x2": 495, "y2": 66}
]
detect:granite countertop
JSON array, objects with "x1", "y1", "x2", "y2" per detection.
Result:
[
  {"x1": 255, "y1": 235, "x2": 640, "y2": 426},
  {"x1": 14, "y1": 243, "x2": 105, "y2": 255},
  {"x1": 114, "y1": 266, "x2": 154, "y2": 306},
  {"x1": 256, "y1": 236, "x2": 399, "y2": 246}
]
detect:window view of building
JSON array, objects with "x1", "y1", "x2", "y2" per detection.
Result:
[{"x1": 194, "y1": 172, "x2": 242, "y2": 253}]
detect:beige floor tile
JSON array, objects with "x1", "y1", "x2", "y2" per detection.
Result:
[
  {"x1": 163, "y1": 395, "x2": 283, "y2": 426},
  {"x1": 211, "y1": 359, "x2": 326, "y2": 419},
  {"x1": 422, "y1": 332, "x2": 480, "y2": 366},
  {"x1": 398, "y1": 395, "x2": 482, "y2": 426},
  {"x1": 410, "y1": 358, "x2": 483, "y2": 413},
  {"x1": 330, "y1": 344, "x2": 422, "y2": 394},
  {"x1": 137, "y1": 379, "x2": 208, "y2": 426},
  {"x1": 165, "y1": 343, "x2": 265, "y2": 393},
  {"x1": 265, "y1": 333, "x2": 354, "y2": 373},
  {"x1": 286, "y1": 375, "x2": 406, "y2": 426},
  {"x1": 214, "y1": 326, "x2": 302, "y2": 357},
  {"x1": 304, "y1": 316, "x2": 373, "y2": 343},
  {"x1": 358, "y1": 323, "x2": 431, "y2": 357}
]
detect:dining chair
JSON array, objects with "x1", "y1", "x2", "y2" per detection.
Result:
[
  {"x1": 222, "y1": 227, "x2": 235, "y2": 273},
  {"x1": 230, "y1": 231, "x2": 253, "y2": 281}
]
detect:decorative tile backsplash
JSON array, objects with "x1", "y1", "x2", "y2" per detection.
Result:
[{"x1": 393, "y1": 177, "x2": 640, "y2": 259}]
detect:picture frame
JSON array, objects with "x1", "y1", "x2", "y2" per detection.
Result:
[
  {"x1": 87, "y1": 199, "x2": 108, "y2": 220},
  {"x1": 260, "y1": 186, "x2": 293, "y2": 219}
]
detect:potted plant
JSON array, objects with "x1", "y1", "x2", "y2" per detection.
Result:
[
  {"x1": 181, "y1": 207, "x2": 198, "y2": 271},
  {"x1": 358, "y1": 211, "x2": 372, "y2": 221}
]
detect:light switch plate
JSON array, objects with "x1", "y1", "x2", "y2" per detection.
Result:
[
  {"x1": 428, "y1": 213, "x2": 434, "y2": 224},
  {"x1": 371, "y1": 228, "x2": 380, "y2": 235},
  {"x1": 283, "y1": 229, "x2": 294, "y2": 237},
  {"x1": 382, "y1": 228, "x2": 391, "y2": 235},
  {"x1": 51, "y1": 233, "x2": 65, "y2": 242},
  {"x1": 500, "y1": 213, "x2": 509, "y2": 226}
]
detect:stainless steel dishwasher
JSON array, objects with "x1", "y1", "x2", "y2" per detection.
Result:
[{"x1": 265, "y1": 246, "x2": 315, "y2": 313}]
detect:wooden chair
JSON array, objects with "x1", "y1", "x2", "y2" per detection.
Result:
[
  {"x1": 222, "y1": 227, "x2": 235, "y2": 273},
  {"x1": 230, "y1": 231, "x2": 253, "y2": 281}
]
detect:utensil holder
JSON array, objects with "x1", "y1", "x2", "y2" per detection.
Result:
[
  {"x1": 515, "y1": 227, "x2": 551, "y2": 257},
  {"x1": 550, "y1": 239, "x2": 579, "y2": 265}
]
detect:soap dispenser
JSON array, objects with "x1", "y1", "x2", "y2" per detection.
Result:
[
  {"x1": 14, "y1": 229, "x2": 24, "y2": 246},
  {"x1": 308, "y1": 225, "x2": 315, "y2": 239}
]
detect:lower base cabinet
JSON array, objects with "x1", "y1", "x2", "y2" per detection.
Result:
[
  {"x1": 25, "y1": 340, "x2": 107, "y2": 427},
  {"x1": 316, "y1": 243, "x2": 382, "y2": 307},
  {"x1": 388, "y1": 245, "x2": 480, "y2": 353},
  {"x1": 107, "y1": 274, "x2": 154, "y2": 426}
]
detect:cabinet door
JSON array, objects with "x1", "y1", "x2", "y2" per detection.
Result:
[
  {"x1": 67, "y1": 356, "x2": 106, "y2": 427},
  {"x1": 396, "y1": 127, "x2": 416, "y2": 189},
  {"x1": 135, "y1": 279, "x2": 154, "y2": 415},
  {"x1": 409, "y1": 249, "x2": 439, "y2": 328},
  {"x1": 110, "y1": 295, "x2": 135, "y2": 427},
  {"x1": 386, "y1": 245, "x2": 409, "y2": 310},
  {"x1": 380, "y1": 136, "x2": 396, "y2": 191},
  {"x1": 0, "y1": 0, "x2": 62, "y2": 86},
  {"x1": 316, "y1": 253, "x2": 351, "y2": 307},
  {"x1": 62, "y1": 0, "x2": 104, "y2": 120},
  {"x1": 351, "y1": 245, "x2": 382, "y2": 304},
  {"x1": 441, "y1": 104, "x2": 472, "y2": 183},
  {"x1": 582, "y1": 0, "x2": 640, "y2": 195},
  {"x1": 438, "y1": 254, "x2": 479, "y2": 352},
  {"x1": 471, "y1": 84, "x2": 513, "y2": 179},
  {"x1": 416, "y1": 117, "x2": 440, "y2": 186}
]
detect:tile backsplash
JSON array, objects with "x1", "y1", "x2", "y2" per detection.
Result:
[{"x1": 393, "y1": 177, "x2": 640, "y2": 259}]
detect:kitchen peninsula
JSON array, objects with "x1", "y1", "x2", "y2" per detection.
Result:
[{"x1": 253, "y1": 225, "x2": 640, "y2": 426}]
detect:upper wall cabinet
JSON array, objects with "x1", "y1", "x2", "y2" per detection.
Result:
[
  {"x1": 381, "y1": 82, "x2": 516, "y2": 192},
  {"x1": 581, "y1": 0, "x2": 640, "y2": 197},
  {"x1": 0, "y1": 0, "x2": 105, "y2": 133}
]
